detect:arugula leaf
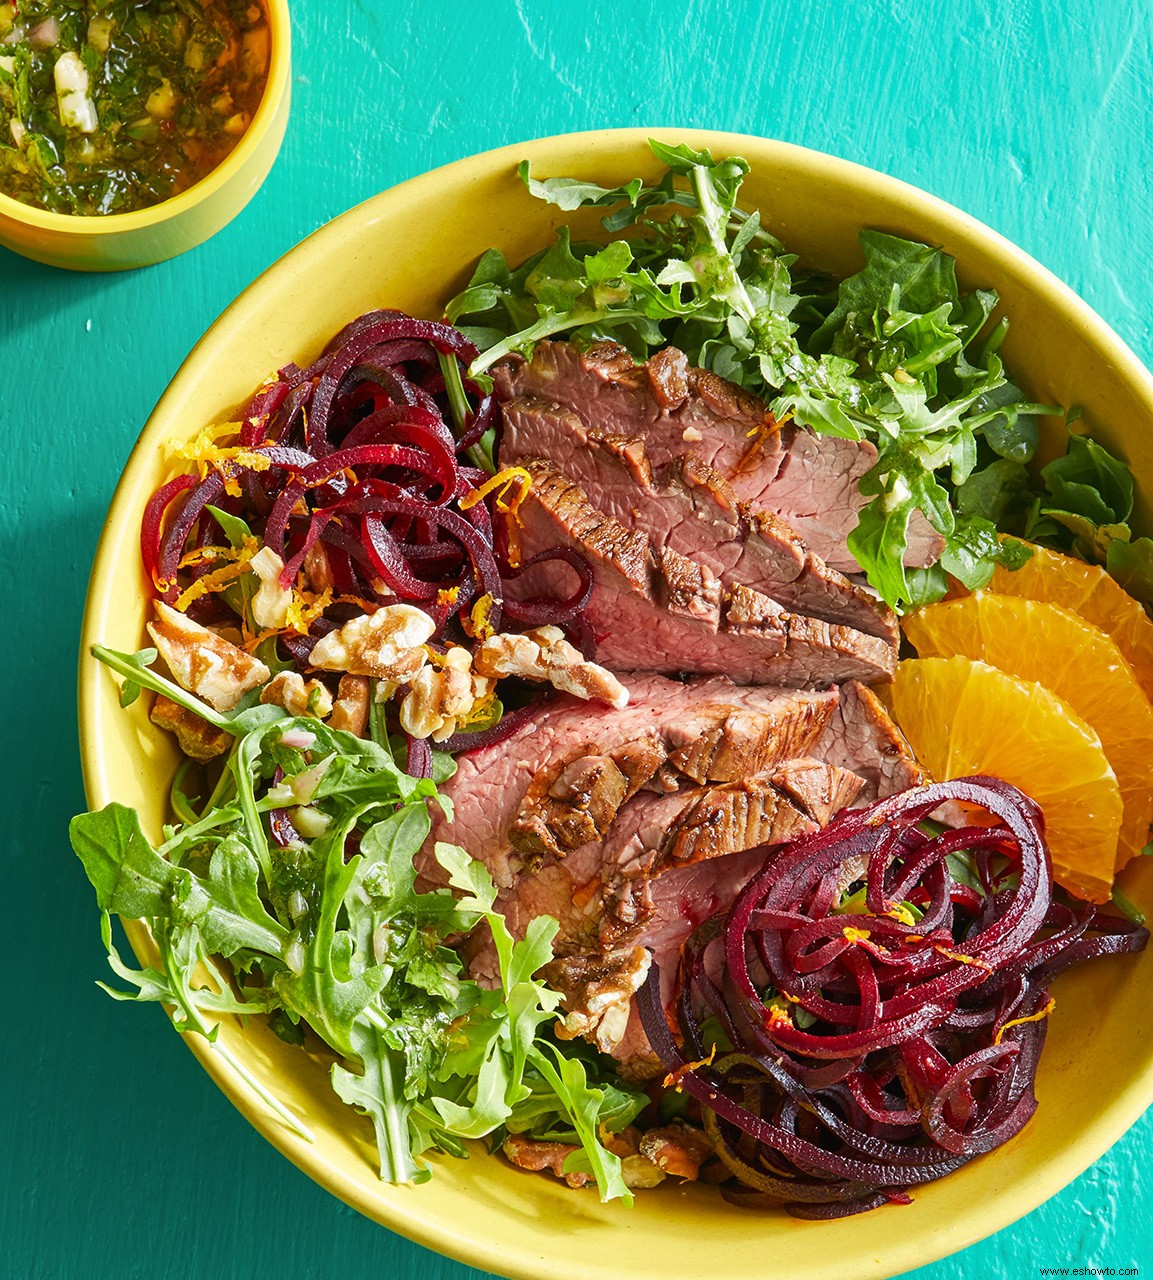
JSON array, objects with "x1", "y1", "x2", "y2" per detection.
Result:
[
  {"x1": 1041, "y1": 434, "x2": 1133, "y2": 525},
  {"x1": 72, "y1": 803, "x2": 291, "y2": 958},
  {"x1": 74, "y1": 703, "x2": 641, "y2": 1200},
  {"x1": 334, "y1": 1020, "x2": 426, "y2": 1184},
  {"x1": 517, "y1": 158, "x2": 643, "y2": 212},
  {"x1": 1011, "y1": 429, "x2": 1152, "y2": 605},
  {"x1": 1107, "y1": 536, "x2": 1153, "y2": 608},
  {"x1": 92, "y1": 644, "x2": 238, "y2": 730},
  {"x1": 429, "y1": 843, "x2": 641, "y2": 1201}
]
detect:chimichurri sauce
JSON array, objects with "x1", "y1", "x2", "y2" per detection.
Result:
[{"x1": 0, "y1": 2, "x2": 269, "y2": 215}]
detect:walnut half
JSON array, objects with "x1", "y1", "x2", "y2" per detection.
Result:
[
  {"x1": 398, "y1": 646, "x2": 494, "y2": 743},
  {"x1": 475, "y1": 626, "x2": 628, "y2": 709},
  {"x1": 147, "y1": 601, "x2": 270, "y2": 712},
  {"x1": 308, "y1": 604, "x2": 435, "y2": 680}
]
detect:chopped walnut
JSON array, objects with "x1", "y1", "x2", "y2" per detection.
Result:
[
  {"x1": 308, "y1": 604, "x2": 435, "y2": 679},
  {"x1": 249, "y1": 546, "x2": 293, "y2": 629},
  {"x1": 398, "y1": 646, "x2": 494, "y2": 743},
  {"x1": 502, "y1": 1134, "x2": 593, "y2": 1188},
  {"x1": 149, "y1": 693, "x2": 233, "y2": 761},
  {"x1": 620, "y1": 1154, "x2": 668, "y2": 1190},
  {"x1": 328, "y1": 674, "x2": 370, "y2": 736},
  {"x1": 147, "y1": 601, "x2": 270, "y2": 711},
  {"x1": 543, "y1": 947, "x2": 651, "y2": 1053},
  {"x1": 602, "y1": 1127, "x2": 668, "y2": 1189},
  {"x1": 259, "y1": 670, "x2": 333, "y2": 718},
  {"x1": 638, "y1": 1124, "x2": 715, "y2": 1181},
  {"x1": 475, "y1": 625, "x2": 628, "y2": 709}
]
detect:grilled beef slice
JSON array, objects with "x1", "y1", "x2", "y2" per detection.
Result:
[
  {"x1": 818, "y1": 678, "x2": 925, "y2": 804},
  {"x1": 501, "y1": 397, "x2": 897, "y2": 644},
  {"x1": 473, "y1": 757, "x2": 864, "y2": 1077},
  {"x1": 426, "y1": 672, "x2": 839, "y2": 892},
  {"x1": 513, "y1": 460, "x2": 898, "y2": 687},
  {"x1": 442, "y1": 676, "x2": 924, "y2": 1076},
  {"x1": 494, "y1": 340, "x2": 944, "y2": 572}
]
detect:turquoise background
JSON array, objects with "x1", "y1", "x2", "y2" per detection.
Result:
[{"x1": 4, "y1": 1, "x2": 1151, "y2": 1276}]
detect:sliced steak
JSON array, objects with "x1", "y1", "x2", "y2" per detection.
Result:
[
  {"x1": 597, "y1": 693, "x2": 925, "y2": 1078},
  {"x1": 495, "y1": 340, "x2": 944, "y2": 571},
  {"x1": 818, "y1": 678, "x2": 926, "y2": 804},
  {"x1": 426, "y1": 672, "x2": 839, "y2": 893},
  {"x1": 501, "y1": 397, "x2": 897, "y2": 644},
  {"x1": 515, "y1": 461, "x2": 898, "y2": 687},
  {"x1": 494, "y1": 340, "x2": 777, "y2": 477},
  {"x1": 485, "y1": 758, "x2": 864, "y2": 1077},
  {"x1": 482, "y1": 757, "x2": 862, "y2": 959}
]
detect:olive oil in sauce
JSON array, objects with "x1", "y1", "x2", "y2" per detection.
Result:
[{"x1": 0, "y1": 1, "x2": 270, "y2": 215}]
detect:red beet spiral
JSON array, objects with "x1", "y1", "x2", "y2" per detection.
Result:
[{"x1": 637, "y1": 776, "x2": 1148, "y2": 1217}]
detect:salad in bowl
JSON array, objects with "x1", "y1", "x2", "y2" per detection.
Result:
[{"x1": 71, "y1": 132, "x2": 1153, "y2": 1279}]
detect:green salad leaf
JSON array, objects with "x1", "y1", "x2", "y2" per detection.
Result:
[
  {"x1": 71, "y1": 649, "x2": 644, "y2": 1200},
  {"x1": 1008, "y1": 426, "x2": 1153, "y2": 608}
]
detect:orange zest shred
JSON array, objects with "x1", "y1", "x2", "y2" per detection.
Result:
[
  {"x1": 738, "y1": 410, "x2": 791, "y2": 471},
  {"x1": 459, "y1": 466, "x2": 533, "y2": 568},
  {"x1": 168, "y1": 422, "x2": 273, "y2": 484},
  {"x1": 284, "y1": 586, "x2": 333, "y2": 635},
  {"x1": 173, "y1": 560, "x2": 252, "y2": 612},
  {"x1": 663, "y1": 1042, "x2": 717, "y2": 1091},
  {"x1": 457, "y1": 466, "x2": 533, "y2": 516},
  {"x1": 993, "y1": 998, "x2": 1056, "y2": 1045},
  {"x1": 437, "y1": 585, "x2": 460, "y2": 607},
  {"x1": 842, "y1": 924, "x2": 890, "y2": 957},
  {"x1": 764, "y1": 1003, "x2": 795, "y2": 1033},
  {"x1": 463, "y1": 592, "x2": 497, "y2": 640},
  {"x1": 245, "y1": 585, "x2": 337, "y2": 650},
  {"x1": 933, "y1": 944, "x2": 994, "y2": 972},
  {"x1": 177, "y1": 538, "x2": 259, "y2": 571}
]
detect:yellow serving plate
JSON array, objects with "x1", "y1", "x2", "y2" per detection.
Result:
[{"x1": 77, "y1": 130, "x2": 1153, "y2": 1279}]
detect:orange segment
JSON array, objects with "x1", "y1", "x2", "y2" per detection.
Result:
[
  {"x1": 890, "y1": 657, "x2": 1122, "y2": 905},
  {"x1": 988, "y1": 542, "x2": 1153, "y2": 702},
  {"x1": 903, "y1": 593, "x2": 1153, "y2": 871}
]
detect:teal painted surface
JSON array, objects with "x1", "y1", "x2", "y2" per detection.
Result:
[{"x1": 4, "y1": 1, "x2": 1151, "y2": 1276}]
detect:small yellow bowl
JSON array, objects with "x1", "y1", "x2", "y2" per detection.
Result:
[
  {"x1": 0, "y1": 0, "x2": 291, "y2": 272},
  {"x1": 79, "y1": 130, "x2": 1153, "y2": 1279}
]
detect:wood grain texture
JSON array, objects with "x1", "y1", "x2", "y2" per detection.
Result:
[{"x1": 2, "y1": 1, "x2": 1150, "y2": 1276}]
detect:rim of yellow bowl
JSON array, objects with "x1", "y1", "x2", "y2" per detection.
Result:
[
  {"x1": 79, "y1": 127, "x2": 1153, "y2": 1280},
  {"x1": 0, "y1": 0, "x2": 291, "y2": 233}
]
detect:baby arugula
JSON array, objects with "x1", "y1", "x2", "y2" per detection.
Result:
[
  {"x1": 448, "y1": 139, "x2": 1117, "y2": 613},
  {"x1": 70, "y1": 647, "x2": 644, "y2": 1201}
]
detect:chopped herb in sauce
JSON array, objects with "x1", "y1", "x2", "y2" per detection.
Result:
[{"x1": 0, "y1": 1, "x2": 269, "y2": 215}]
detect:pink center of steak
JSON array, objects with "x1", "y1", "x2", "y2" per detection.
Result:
[
  {"x1": 495, "y1": 340, "x2": 944, "y2": 571},
  {"x1": 511, "y1": 460, "x2": 898, "y2": 687},
  {"x1": 501, "y1": 396, "x2": 898, "y2": 644}
]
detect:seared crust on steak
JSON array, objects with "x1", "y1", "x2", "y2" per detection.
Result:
[
  {"x1": 495, "y1": 340, "x2": 944, "y2": 571},
  {"x1": 514, "y1": 461, "x2": 897, "y2": 688},
  {"x1": 501, "y1": 397, "x2": 898, "y2": 643},
  {"x1": 425, "y1": 672, "x2": 838, "y2": 893}
]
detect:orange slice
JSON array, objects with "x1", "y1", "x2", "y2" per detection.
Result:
[
  {"x1": 988, "y1": 542, "x2": 1153, "y2": 702},
  {"x1": 903, "y1": 593, "x2": 1153, "y2": 871},
  {"x1": 890, "y1": 656, "x2": 1122, "y2": 904}
]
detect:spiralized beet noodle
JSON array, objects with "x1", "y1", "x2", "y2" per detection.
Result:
[
  {"x1": 637, "y1": 776, "x2": 1148, "y2": 1218},
  {"x1": 140, "y1": 310, "x2": 594, "y2": 771}
]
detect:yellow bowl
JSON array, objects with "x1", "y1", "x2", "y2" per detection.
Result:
[
  {"x1": 0, "y1": 0, "x2": 291, "y2": 272},
  {"x1": 78, "y1": 129, "x2": 1153, "y2": 1279}
]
